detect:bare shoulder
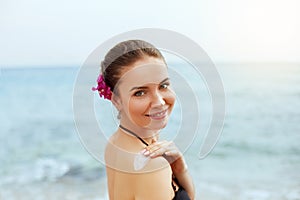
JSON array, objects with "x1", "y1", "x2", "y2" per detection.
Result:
[
  {"x1": 105, "y1": 133, "x2": 138, "y2": 172},
  {"x1": 105, "y1": 134, "x2": 170, "y2": 173},
  {"x1": 134, "y1": 158, "x2": 174, "y2": 200},
  {"x1": 105, "y1": 133, "x2": 174, "y2": 199},
  {"x1": 106, "y1": 157, "x2": 174, "y2": 200}
]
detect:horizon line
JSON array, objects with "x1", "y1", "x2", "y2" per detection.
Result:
[{"x1": 1, "y1": 61, "x2": 300, "y2": 70}]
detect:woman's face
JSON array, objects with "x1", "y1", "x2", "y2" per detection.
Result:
[{"x1": 113, "y1": 57, "x2": 176, "y2": 131}]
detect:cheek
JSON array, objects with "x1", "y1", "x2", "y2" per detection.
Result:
[
  {"x1": 128, "y1": 98, "x2": 149, "y2": 116},
  {"x1": 127, "y1": 98, "x2": 152, "y2": 127},
  {"x1": 166, "y1": 91, "x2": 176, "y2": 108}
]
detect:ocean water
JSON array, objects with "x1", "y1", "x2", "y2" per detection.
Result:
[{"x1": 0, "y1": 63, "x2": 300, "y2": 200}]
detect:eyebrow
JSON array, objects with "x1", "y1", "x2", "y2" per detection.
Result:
[{"x1": 130, "y1": 78, "x2": 170, "y2": 91}]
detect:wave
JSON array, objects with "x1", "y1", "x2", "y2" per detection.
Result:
[{"x1": 0, "y1": 157, "x2": 104, "y2": 185}]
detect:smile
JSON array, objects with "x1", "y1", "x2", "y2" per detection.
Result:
[{"x1": 145, "y1": 109, "x2": 168, "y2": 120}]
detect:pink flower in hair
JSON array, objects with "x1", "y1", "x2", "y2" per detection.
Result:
[{"x1": 92, "y1": 74, "x2": 112, "y2": 100}]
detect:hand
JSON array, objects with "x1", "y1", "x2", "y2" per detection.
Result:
[
  {"x1": 143, "y1": 141, "x2": 194, "y2": 200},
  {"x1": 143, "y1": 140, "x2": 188, "y2": 174}
]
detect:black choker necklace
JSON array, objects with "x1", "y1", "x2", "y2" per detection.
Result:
[{"x1": 119, "y1": 125, "x2": 149, "y2": 146}]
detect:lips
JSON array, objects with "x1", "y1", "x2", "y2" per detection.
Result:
[{"x1": 145, "y1": 109, "x2": 168, "y2": 120}]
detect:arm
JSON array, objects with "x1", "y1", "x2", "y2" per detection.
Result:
[
  {"x1": 170, "y1": 156, "x2": 195, "y2": 200},
  {"x1": 135, "y1": 160, "x2": 176, "y2": 200},
  {"x1": 106, "y1": 157, "x2": 175, "y2": 200},
  {"x1": 105, "y1": 139, "x2": 176, "y2": 200},
  {"x1": 144, "y1": 141, "x2": 195, "y2": 200}
]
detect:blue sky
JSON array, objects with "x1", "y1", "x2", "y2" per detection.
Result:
[{"x1": 1, "y1": 0, "x2": 300, "y2": 67}]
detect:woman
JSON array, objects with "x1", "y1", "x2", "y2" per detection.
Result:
[{"x1": 93, "y1": 40, "x2": 195, "y2": 200}]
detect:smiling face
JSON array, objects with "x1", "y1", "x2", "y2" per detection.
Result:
[{"x1": 112, "y1": 56, "x2": 176, "y2": 132}]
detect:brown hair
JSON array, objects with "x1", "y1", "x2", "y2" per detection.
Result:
[{"x1": 101, "y1": 40, "x2": 165, "y2": 92}]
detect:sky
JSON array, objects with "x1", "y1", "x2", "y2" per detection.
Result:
[{"x1": 0, "y1": 0, "x2": 300, "y2": 67}]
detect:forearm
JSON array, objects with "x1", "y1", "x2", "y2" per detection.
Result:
[
  {"x1": 174, "y1": 169, "x2": 195, "y2": 200},
  {"x1": 171, "y1": 158, "x2": 195, "y2": 200}
]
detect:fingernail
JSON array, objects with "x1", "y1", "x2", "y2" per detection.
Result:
[
  {"x1": 140, "y1": 149, "x2": 146, "y2": 154},
  {"x1": 150, "y1": 153, "x2": 156, "y2": 157},
  {"x1": 144, "y1": 150, "x2": 150, "y2": 156}
]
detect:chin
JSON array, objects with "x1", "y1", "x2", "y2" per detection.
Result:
[{"x1": 146, "y1": 118, "x2": 169, "y2": 131}]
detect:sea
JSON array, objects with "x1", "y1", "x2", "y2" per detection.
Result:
[{"x1": 0, "y1": 63, "x2": 299, "y2": 200}]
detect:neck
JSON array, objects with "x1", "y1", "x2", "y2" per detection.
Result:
[{"x1": 118, "y1": 123, "x2": 159, "y2": 145}]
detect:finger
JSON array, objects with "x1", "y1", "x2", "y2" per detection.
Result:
[
  {"x1": 149, "y1": 147, "x2": 168, "y2": 158},
  {"x1": 149, "y1": 142, "x2": 175, "y2": 158},
  {"x1": 146, "y1": 140, "x2": 167, "y2": 150},
  {"x1": 143, "y1": 143, "x2": 162, "y2": 156},
  {"x1": 144, "y1": 141, "x2": 176, "y2": 158},
  {"x1": 144, "y1": 141, "x2": 169, "y2": 154},
  {"x1": 162, "y1": 150, "x2": 183, "y2": 163},
  {"x1": 164, "y1": 150, "x2": 181, "y2": 158}
]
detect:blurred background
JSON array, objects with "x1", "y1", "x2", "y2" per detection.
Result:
[{"x1": 1, "y1": 0, "x2": 299, "y2": 199}]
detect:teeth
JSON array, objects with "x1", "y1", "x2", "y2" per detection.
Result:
[{"x1": 150, "y1": 111, "x2": 165, "y2": 117}]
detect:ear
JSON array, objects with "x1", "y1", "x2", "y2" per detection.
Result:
[{"x1": 111, "y1": 93, "x2": 122, "y2": 111}]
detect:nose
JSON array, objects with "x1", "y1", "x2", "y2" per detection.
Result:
[{"x1": 151, "y1": 91, "x2": 165, "y2": 107}]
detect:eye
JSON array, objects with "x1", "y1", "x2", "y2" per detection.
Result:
[
  {"x1": 159, "y1": 82, "x2": 170, "y2": 89},
  {"x1": 133, "y1": 90, "x2": 146, "y2": 97}
]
